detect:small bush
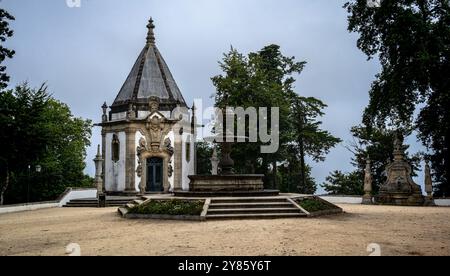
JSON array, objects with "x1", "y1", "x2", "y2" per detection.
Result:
[
  {"x1": 129, "y1": 199, "x2": 205, "y2": 216},
  {"x1": 296, "y1": 198, "x2": 337, "y2": 213}
]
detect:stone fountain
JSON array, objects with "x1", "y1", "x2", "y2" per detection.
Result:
[{"x1": 176, "y1": 108, "x2": 279, "y2": 197}]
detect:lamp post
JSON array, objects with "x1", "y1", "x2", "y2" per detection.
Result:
[
  {"x1": 27, "y1": 165, "x2": 42, "y2": 203},
  {"x1": 27, "y1": 165, "x2": 31, "y2": 203}
]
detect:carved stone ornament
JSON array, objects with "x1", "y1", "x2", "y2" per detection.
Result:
[
  {"x1": 164, "y1": 137, "x2": 174, "y2": 156},
  {"x1": 149, "y1": 96, "x2": 160, "y2": 113},
  {"x1": 168, "y1": 163, "x2": 174, "y2": 178}
]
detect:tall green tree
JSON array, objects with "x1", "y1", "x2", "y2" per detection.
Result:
[
  {"x1": 212, "y1": 45, "x2": 340, "y2": 193},
  {"x1": 0, "y1": 8, "x2": 15, "y2": 89},
  {"x1": 0, "y1": 84, "x2": 93, "y2": 205},
  {"x1": 345, "y1": 0, "x2": 450, "y2": 196},
  {"x1": 291, "y1": 96, "x2": 342, "y2": 192},
  {"x1": 322, "y1": 171, "x2": 364, "y2": 196}
]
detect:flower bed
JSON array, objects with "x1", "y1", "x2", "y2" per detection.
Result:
[{"x1": 128, "y1": 199, "x2": 205, "y2": 217}]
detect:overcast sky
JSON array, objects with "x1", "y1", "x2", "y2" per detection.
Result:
[{"x1": 2, "y1": 0, "x2": 427, "y2": 193}]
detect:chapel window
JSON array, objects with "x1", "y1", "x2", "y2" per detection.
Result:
[{"x1": 112, "y1": 134, "x2": 120, "y2": 162}]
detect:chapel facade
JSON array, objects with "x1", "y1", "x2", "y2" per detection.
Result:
[{"x1": 99, "y1": 18, "x2": 196, "y2": 195}]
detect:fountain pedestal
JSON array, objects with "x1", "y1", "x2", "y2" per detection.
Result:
[{"x1": 188, "y1": 175, "x2": 265, "y2": 192}]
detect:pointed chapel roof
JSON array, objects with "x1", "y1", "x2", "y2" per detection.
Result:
[{"x1": 112, "y1": 18, "x2": 186, "y2": 109}]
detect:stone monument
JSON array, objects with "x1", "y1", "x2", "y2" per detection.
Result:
[
  {"x1": 93, "y1": 145, "x2": 106, "y2": 207},
  {"x1": 362, "y1": 157, "x2": 373, "y2": 205},
  {"x1": 376, "y1": 135, "x2": 425, "y2": 206},
  {"x1": 210, "y1": 147, "x2": 219, "y2": 176},
  {"x1": 424, "y1": 160, "x2": 435, "y2": 206}
]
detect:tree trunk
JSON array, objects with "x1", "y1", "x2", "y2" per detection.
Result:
[{"x1": 0, "y1": 164, "x2": 9, "y2": 206}]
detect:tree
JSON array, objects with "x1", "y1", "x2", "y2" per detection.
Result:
[
  {"x1": 322, "y1": 171, "x2": 363, "y2": 196},
  {"x1": 212, "y1": 45, "x2": 340, "y2": 192},
  {"x1": 0, "y1": 8, "x2": 15, "y2": 89},
  {"x1": 345, "y1": 0, "x2": 450, "y2": 196},
  {"x1": 196, "y1": 142, "x2": 214, "y2": 175},
  {"x1": 291, "y1": 96, "x2": 342, "y2": 192},
  {"x1": 280, "y1": 162, "x2": 317, "y2": 194},
  {"x1": 0, "y1": 84, "x2": 93, "y2": 205}
]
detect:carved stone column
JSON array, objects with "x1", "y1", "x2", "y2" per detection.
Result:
[
  {"x1": 174, "y1": 126, "x2": 183, "y2": 191},
  {"x1": 362, "y1": 157, "x2": 373, "y2": 205},
  {"x1": 125, "y1": 128, "x2": 136, "y2": 193},
  {"x1": 93, "y1": 145, "x2": 104, "y2": 196},
  {"x1": 101, "y1": 129, "x2": 107, "y2": 193}
]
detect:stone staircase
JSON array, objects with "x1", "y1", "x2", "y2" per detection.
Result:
[
  {"x1": 206, "y1": 197, "x2": 307, "y2": 220},
  {"x1": 64, "y1": 197, "x2": 137, "y2": 208}
]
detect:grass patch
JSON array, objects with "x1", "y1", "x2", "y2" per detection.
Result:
[
  {"x1": 129, "y1": 199, "x2": 205, "y2": 216},
  {"x1": 296, "y1": 198, "x2": 338, "y2": 213}
]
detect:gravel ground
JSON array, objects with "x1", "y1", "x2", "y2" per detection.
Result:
[{"x1": 0, "y1": 204, "x2": 449, "y2": 256}]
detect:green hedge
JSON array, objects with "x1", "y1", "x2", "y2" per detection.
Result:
[
  {"x1": 296, "y1": 198, "x2": 338, "y2": 213},
  {"x1": 129, "y1": 199, "x2": 205, "y2": 216}
]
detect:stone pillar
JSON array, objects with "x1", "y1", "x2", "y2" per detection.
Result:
[
  {"x1": 424, "y1": 161, "x2": 435, "y2": 206},
  {"x1": 174, "y1": 126, "x2": 183, "y2": 191},
  {"x1": 362, "y1": 157, "x2": 373, "y2": 205},
  {"x1": 94, "y1": 145, "x2": 104, "y2": 196},
  {"x1": 101, "y1": 129, "x2": 107, "y2": 193},
  {"x1": 125, "y1": 128, "x2": 136, "y2": 194},
  {"x1": 210, "y1": 147, "x2": 219, "y2": 175}
]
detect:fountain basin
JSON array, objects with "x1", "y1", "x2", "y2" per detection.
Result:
[{"x1": 187, "y1": 175, "x2": 265, "y2": 192}]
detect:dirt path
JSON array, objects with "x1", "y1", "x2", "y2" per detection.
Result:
[{"x1": 0, "y1": 204, "x2": 449, "y2": 256}]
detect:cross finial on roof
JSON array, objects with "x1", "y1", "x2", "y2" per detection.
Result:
[{"x1": 146, "y1": 17, "x2": 156, "y2": 45}]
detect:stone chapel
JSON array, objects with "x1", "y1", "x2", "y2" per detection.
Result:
[{"x1": 99, "y1": 18, "x2": 196, "y2": 195}]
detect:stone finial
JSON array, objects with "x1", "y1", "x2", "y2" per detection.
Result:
[
  {"x1": 146, "y1": 17, "x2": 156, "y2": 45},
  {"x1": 425, "y1": 160, "x2": 433, "y2": 197},
  {"x1": 102, "y1": 102, "x2": 108, "y2": 122},
  {"x1": 211, "y1": 147, "x2": 219, "y2": 175},
  {"x1": 93, "y1": 144, "x2": 104, "y2": 196},
  {"x1": 363, "y1": 156, "x2": 373, "y2": 204}
]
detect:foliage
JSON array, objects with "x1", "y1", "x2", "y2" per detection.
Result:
[
  {"x1": 322, "y1": 170, "x2": 364, "y2": 196},
  {"x1": 196, "y1": 142, "x2": 214, "y2": 175},
  {"x1": 0, "y1": 84, "x2": 93, "y2": 204},
  {"x1": 296, "y1": 198, "x2": 339, "y2": 213},
  {"x1": 211, "y1": 44, "x2": 341, "y2": 192},
  {"x1": 0, "y1": 8, "x2": 15, "y2": 90},
  {"x1": 345, "y1": 0, "x2": 450, "y2": 196},
  {"x1": 279, "y1": 163, "x2": 317, "y2": 194},
  {"x1": 129, "y1": 199, "x2": 205, "y2": 216}
]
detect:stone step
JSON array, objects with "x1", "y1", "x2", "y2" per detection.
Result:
[
  {"x1": 211, "y1": 197, "x2": 289, "y2": 204},
  {"x1": 64, "y1": 200, "x2": 131, "y2": 208},
  {"x1": 133, "y1": 199, "x2": 144, "y2": 205},
  {"x1": 64, "y1": 204, "x2": 98, "y2": 208},
  {"x1": 209, "y1": 202, "x2": 293, "y2": 209},
  {"x1": 206, "y1": 213, "x2": 307, "y2": 220},
  {"x1": 207, "y1": 207, "x2": 301, "y2": 215}
]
